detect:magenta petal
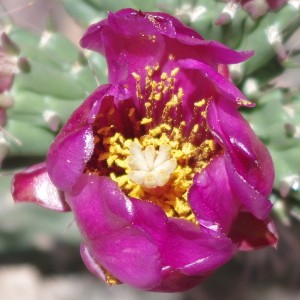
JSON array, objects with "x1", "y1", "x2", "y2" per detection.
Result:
[
  {"x1": 178, "y1": 59, "x2": 252, "y2": 107},
  {"x1": 88, "y1": 227, "x2": 162, "y2": 290},
  {"x1": 151, "y1": 268, "x2": 206, "y2": 292},
  {"x1": 66, "y1": 176, "x2": 162, "y2": 289},
  {"x1": 66, "y1": 175, "x2": 134, "y2": 237},
  {"x1": 189, "y1": 156, "x2": 240, "y2": 233},
  {"x1": 47, "y1": 126, "x2": 94, "y2": 191},
  {"x1": 130, "y1": 198, "x2": 168, "y2": 246},
  {"x1": 80, "y1": 243, "x2": 108, "y2": 283},
  {"x1": 46, "y1": 84, "x2": 133, "y2": 191},
  {"x1": 229, "y1": 212, "x2": 278, "y2": 250},
  {"x1": 66, "y1": 175, "x2": 162, "y2": 289},
  {"x1": 225, "y1": 155, "x2": 273, "y2": 220},
  {"x1": 160, "y1": 218, "x2": 235, "y2": 276},
  {"x1": 11, "y1": 162, "x2": 69, "y2": 212},
  {"x1": 207, "y1": 100, "x2": 274, "y2": 219}
]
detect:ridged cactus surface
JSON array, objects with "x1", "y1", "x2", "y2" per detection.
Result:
[{"x1": 2, "y1": 24, "x2": 107, "y2": 159}]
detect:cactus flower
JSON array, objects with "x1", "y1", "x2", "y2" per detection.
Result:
[{"x1": 12, "y1": 9, "x2": 277, "y2": 292}]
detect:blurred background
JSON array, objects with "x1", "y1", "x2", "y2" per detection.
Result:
[{"x1": 1, "y1": 0, "x2": 300, "y2": 299}]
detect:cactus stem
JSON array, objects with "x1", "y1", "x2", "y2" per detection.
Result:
[
  {"x1": 43, "y1": 110, "x2": 62, "y2": 132},
  {"x1": 78, "y1": 52, "x2": 88, "y2": 66},
  {"x1": 265, "y1": 24, "x2": 287, "y2": 61}
]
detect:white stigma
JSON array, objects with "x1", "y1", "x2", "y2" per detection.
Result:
[{"x1": 127, "y1": 142, "x2": 177, "y2": 189}]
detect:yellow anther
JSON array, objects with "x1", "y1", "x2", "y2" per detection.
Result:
[
  {"x1": 194, "y1": 99, "x2": 206, "y2": 107},
  {"x1": 171, "y1": 67, "x2": 180, "y2": 77},
  {"x1": 141, "y1": 117, "x2": 153, "y2": 125},
  {"x1": 132, "y1": 72, "x2": 141, "y2": 81}
]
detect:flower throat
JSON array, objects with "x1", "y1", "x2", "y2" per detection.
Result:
[{"x1": 84, "y1": 64, "x2": 221, "y2": 223}]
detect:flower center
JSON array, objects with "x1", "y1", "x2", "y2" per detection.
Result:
[
  {"x1": 84, "y1": 63, "x2": 222, "y2": 223},
  {"x1": 127, "y1": 142, "x2": 177, "y2": 189}
]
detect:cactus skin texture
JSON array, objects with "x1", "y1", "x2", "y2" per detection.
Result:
[{"x1": 1, "y1": 23, "x2": 107, "y2": 162}]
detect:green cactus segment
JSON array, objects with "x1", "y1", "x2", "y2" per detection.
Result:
[
  {"x1": 242, "y1": 88, "x2": 300, "y2": 219},
  {"x1": 238, "y1": 5, "x2": 300, "y2": 75},
  {"x1": 3, "y1": 26, "x2": 107, "y2": 158}
]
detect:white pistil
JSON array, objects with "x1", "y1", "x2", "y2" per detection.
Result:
[{"x1": 127, "y1": 142, "x2": 177, "y2": 189}]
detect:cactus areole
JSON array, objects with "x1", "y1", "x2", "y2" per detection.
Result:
[{"x1": 12, "y1": 9, "x2": 277, "y2": 292}]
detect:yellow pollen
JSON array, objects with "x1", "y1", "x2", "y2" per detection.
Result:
[
  {"x1": 192, "y1": 124, "x2": 199, "y2": 133},
  {"x1": 131, "y1": 72, "x2": 140, "y2": 81},
  {"x1": 236, "y1": 98, "x2": 252, "y2": 106},
  {"x1": 171, "y1": 67, "x2": 180, "y2": 77},
  {"x1": 141, "y1": 117, "x2": 153, "y2": 125},
  {"x1": 84, "y1": 123, "x2": 220, "y2": 224},
  {"x1": 194, "y1": 99, "x2": 206, "y2": 107},
  {"x1": 102, "y1": 267, "x2": 121, "y2": 285}
]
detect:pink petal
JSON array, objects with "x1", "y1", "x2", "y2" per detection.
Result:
[
  {"x1": 66, "y1": 175, "x2": 162, "y2": 289},
  {"x1": 189, "y1": 156, "x2": 240, "y2": 233},
  {"x1": 207, "y1": 99, "x2": 274, "y2": 219},
  {"x1": 11, "y1": 162, "x2": 69, "y2": 212},
  {"x1": 47, "y1": 125, "x2": 94, "y2": 191},
  {"x1": 160, "y1": 218, "x2": 235, "y2": 276}
]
